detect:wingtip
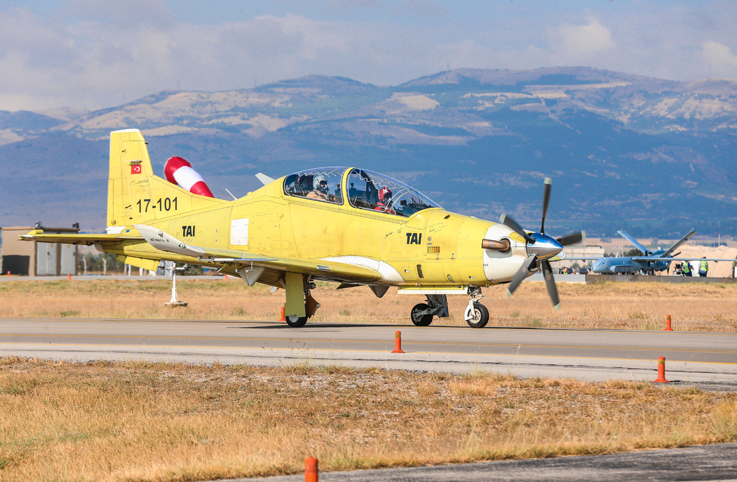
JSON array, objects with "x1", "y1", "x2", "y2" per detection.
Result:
[{"x1": 544, "y1": 177, "x2": 552, "y2": 185}]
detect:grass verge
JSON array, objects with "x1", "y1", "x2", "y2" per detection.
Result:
[
  {"x1": 1, "y1": 358, "x2": 736, "y2": 481},
  {"x1": 1, "y1": 279, "x2": 737, "y2": 332}
]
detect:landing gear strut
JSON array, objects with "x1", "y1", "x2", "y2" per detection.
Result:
[
  {"x1": 410, "y1": 294, "x2": 449, "y2": 326},
  {"x1": 283, "y1": 273, "x2": 320, "y2": 328},
  {"x1": 464, "y1": 286, "x2": 489, "y2": 328}
]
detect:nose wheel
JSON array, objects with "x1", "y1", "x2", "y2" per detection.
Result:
[
  {"x1": 465, "y1": 302, "x2": 489, "y2": 328},
  {"x1": 464, "y1": 286, "x2": 489, "y2": 328}
]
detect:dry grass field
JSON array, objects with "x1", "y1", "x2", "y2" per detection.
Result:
[
  {"x1": 1, "y1": 278, "x2": 736, "y2": 332},
  {"x1": 1, "y1": 358, "x2": 736, "y2": 482}
]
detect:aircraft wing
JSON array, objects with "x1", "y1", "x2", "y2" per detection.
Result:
[
  {"x1": 134, "y1": 224, "x2": 381, "y2": 283},
  {"x1": 631, "y1": 257, "x2": 736, "y2": 263},
  {"x1": 562, "y1": 257, "x2": 600, "y2": 260},
  {"x1": 20, "y1": 230, "x2": 144, "y2": 245},
  {"x1": 617, "y1": 230, "x2": 649, "y2": 254}
]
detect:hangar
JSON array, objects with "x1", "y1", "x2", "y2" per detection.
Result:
[{"x1": 1, "y1": 224, "x2": 80, "y2": 276}]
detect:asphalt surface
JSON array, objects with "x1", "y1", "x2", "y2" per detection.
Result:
[
  {"x1": 0, "y1": 318, "x2": 735, "y2": 387},
  {"x1": 2, "y1": 318, "x2": 736, "y2": 481},
  {"x1": 233, "y1": 443, "x2": 737, "y2": 481}
]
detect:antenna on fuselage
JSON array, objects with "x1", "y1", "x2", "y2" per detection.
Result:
[
  {"x1": 225, "y1": 188, "x2": 237, "y2": 200},
  {"x1": 256, "y1": 173, "x2": 275, "y2": 186}
]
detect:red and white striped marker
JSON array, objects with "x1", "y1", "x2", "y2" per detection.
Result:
[{"x1": 164, "y1": 156, "x2": 214, "y2": 198}]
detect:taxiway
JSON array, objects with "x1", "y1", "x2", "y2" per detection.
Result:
[{"x1": 0, "y1": 318, "x2": 735, "y2": 388}]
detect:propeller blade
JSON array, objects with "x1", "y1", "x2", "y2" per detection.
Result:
[
  {"x1": 506, "y1": 255, "x2": 537, "y2": 298},
  {"x1": 556, "y1": 231, "x2": 585, "y2": 246},
  {"x1": 540, "y1": 260, "x2": 561, "y2": 310},
  {"x1": 540, "y1": 178, "x2": 551, "y2": 234},
  {"x1": 500, "y1": 213, "x2": 535, "y2": 244}
]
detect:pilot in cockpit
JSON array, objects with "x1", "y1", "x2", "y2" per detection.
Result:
[
  {"x1": 375, "y1": 187, "x2": 396, "y2": 214},
  {"x1": 307, "y1": 174, "x2": 330, "y2": 201}
]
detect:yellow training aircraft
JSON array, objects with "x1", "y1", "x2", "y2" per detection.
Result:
[{"x1": 23, "y1": 129, "x2": 583, "y2": 328}]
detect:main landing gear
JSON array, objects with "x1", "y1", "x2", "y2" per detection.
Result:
[
  {"x1": 408, "y1": 288, "x2": 489, "y2": 329},
  {"x1": 285, "y1": 314, "x2": 308, "y2": 327},
  {"x1": 283, "y1": 273, "x2": 320, "y2": 328},
  {"x1": 410, "y1": 294, "x2": 449, "y2": 326}
]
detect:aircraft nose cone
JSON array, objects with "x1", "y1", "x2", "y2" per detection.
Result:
[{"x1": 526, "y1": 233, "x2": 563, "y2": 260}]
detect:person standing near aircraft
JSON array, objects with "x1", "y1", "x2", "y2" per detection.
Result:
[
  {"x1": 699, "y1": 257, "x2": 709, "y2": 277},
  {"x1": 683, "y1": 261, "x2": 692, "y2": 277},
  {"x1": 307, "y1": 175, "x2": 329, "y2": 201}
]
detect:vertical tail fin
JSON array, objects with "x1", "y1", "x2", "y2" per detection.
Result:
[
  {"x1": 107, "y1": 129, "x2": 225, "y2": 228},
  {"x1": 616, "y1": 230, "x2": 649, "y2": 255},
  {"x1": 661, "y1": 230, "x2": 697, "y2": 258}
]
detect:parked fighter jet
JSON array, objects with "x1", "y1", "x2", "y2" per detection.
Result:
[{"x1": 22, "y1": 129, "x2": 584, "y2": 328}]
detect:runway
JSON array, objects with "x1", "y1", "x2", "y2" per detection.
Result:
[{"x1": 1, "y1": 317, "x2": 735, "y2": 388}]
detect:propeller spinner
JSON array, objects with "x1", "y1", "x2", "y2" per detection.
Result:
[{"x1": 500, "y1": 178, "x2": 585, "y2": 310}]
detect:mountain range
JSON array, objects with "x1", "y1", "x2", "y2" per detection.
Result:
[{"x1": 1, "y1": 66, "x2": 736, "y2": 237}]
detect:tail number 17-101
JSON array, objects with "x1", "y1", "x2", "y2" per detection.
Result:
[{"x1": 137, "y1": 197, "x2": 178, "y2": 213}]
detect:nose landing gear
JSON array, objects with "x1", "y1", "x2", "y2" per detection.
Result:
[{"x1": 464, "y1": 286, "x2": 489, "y2": 328}]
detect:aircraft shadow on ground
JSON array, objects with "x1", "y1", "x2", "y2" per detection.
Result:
[{"x1": 227, "y1": 322, "x2": 575, "y2": 331}]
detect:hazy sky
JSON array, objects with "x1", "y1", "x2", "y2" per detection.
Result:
[{"x1": 1, "y1": 0, "x2": 736, "y2": 112}]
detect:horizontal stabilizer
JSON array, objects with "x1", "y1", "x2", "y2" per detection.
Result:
[{"x1": 21, "y1": 230, "x2": 143, "y2": 245}]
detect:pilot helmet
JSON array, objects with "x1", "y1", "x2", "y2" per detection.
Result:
[
  {"x1": 313, "y1": 175, "x2": 328, "y2": 194},
  {"x1": 379, "y1": 186, "x2": 392, "y2": 204}
]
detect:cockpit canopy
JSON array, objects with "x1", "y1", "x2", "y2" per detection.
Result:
[{"x1": 283, "y1": 167, "x2": 440, "y2": 217}]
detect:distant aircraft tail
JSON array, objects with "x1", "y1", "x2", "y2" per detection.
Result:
[
  {"x1": 616, "y1": 230, "x2": 649, "y2": 255},
  {"x1": 107, "y1": 129, "x2": 225, "y2": 229},
  {"x1": 661, "y1": 230, "x2": 697, "y2": 258}
]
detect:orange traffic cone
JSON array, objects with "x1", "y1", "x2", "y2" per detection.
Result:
[
  {"x1": 664, "y1": 315, "x2": 673, "y2": 331},
  {"x1": 279, "y1": 306, "x2": 286, "y2": 322},
  {"x1": 391, "y1": 331, "x2": 405, "y2": 353},
  {"x1": 653, "y1": 357, "x2": 669, "y2": 383}
]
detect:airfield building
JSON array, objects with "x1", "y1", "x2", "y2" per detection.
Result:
[{"x1": 1, "y1": 225, "x2": 79, "y2": 276}]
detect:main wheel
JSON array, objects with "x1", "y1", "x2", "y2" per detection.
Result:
[
  {"x1": 466, "y1": 302, "x2": 489, "y2": 328},
  {"x1": 410, "y1": 303, "x2": 434, "y2": 326},
  {"x1": 285, "y1": 315, "x2": 308, "y2": 327}
]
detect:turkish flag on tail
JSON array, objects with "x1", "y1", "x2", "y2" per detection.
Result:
[{"x1": 131, "y1": 164, "x2": 142, "y2": 174}]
